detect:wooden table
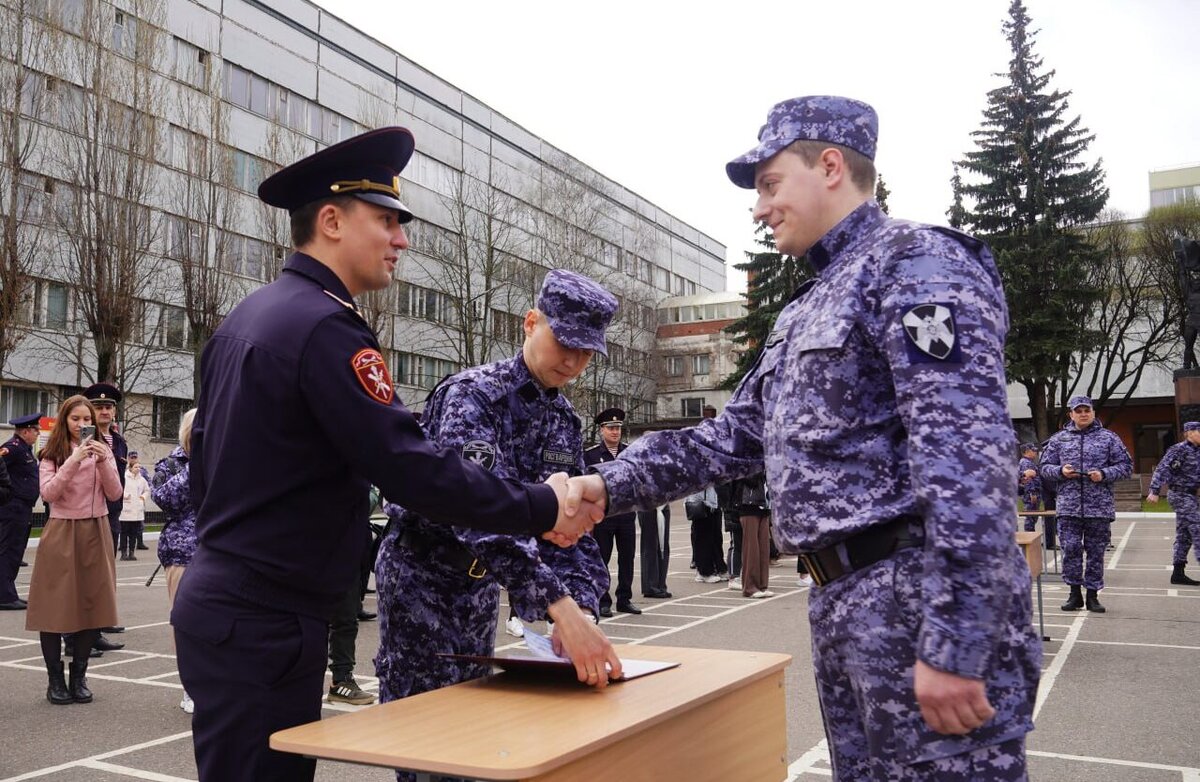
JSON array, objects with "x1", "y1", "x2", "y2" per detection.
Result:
[
  {"x1": 271, "y1": 644, "x2": 792, "y2": 781},
  {"x1": 1016, "y1": 530, "x2": 1048, "y2": 641}
]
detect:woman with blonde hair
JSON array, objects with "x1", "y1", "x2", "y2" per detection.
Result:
[
  {"x1": 26, "y1": 395, "x2": 123, "y2": 704},
  {"x1": 151, "y1": 408, "x2": 198, "y2": 713}
]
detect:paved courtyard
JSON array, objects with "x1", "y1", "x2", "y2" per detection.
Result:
[{"x1": 1, "y1": 507, "x2": 1197, "y2": 780}]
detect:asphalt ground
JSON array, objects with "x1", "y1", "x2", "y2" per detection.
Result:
[{"x1": 1, "y1": 507, "x2": 1198, "y2": 781}]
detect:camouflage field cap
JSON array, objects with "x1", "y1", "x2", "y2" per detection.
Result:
[
  {"x1": 1020, "y1": 442, "x2": 1038, "y2": 452},
  {"x1": 258, "y1": 127, "x2": 415, "y2": 222},
  {"x1": 1184, "y1": 421, "x2": 1200, "y2": 432},
  {"x1": 1067, "y1": 395, "x2": 1093, "y2": 409},
  {"x1": 726, "y1": 96, "x2": 879, "y2": 189},
  {"x1": 537, "y1": 269, "x2": 617, "y2": 356}
]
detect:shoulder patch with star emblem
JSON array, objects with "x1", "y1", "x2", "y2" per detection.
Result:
[
  {"x1": 902, "y1": 303, "x2": 961, "y2": 363},
  {"x1": 462, "y1": 440, "x2": 496, "y2": 470},
  {"x1": 350, "y1": 348, "x2": 394, "y2": 405}
]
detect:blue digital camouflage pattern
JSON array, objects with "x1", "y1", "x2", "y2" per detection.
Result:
[
  {"x1": 151, "y1": 446, "x2": 197, "y2": 568},
  {"x1": 726, "y1": 96, "x2": 878, "y2": 188},
  {"x1": 1018, "y1": 456, "x2": 1041, "y2": 512},
  {"x1": 1148, "y1": 440, "x2": 1200, "y2": 565},
  {"x1": 538, "y1": 269, "x2": 618, "y2": 356},
  {"x1": 1067, "y1": 394, "x2": 1092, "y2": 408},
  {"x1": 592, "y1": 200, "x2": 1039, "y2": 773},
  {"x1": 1038, "y1": 420, "x2": 1132, "y2": 520},
  {"x1": 375, "y1": 353, "x2": 609, "y2": 704},
  {"x1": 1056, "y1": 518, "x2": 1111, "y2": 590}
]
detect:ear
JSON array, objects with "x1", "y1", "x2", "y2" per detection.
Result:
[
  {"x1": 315, "y1": 203, "x2": 344, "y2": 240},
  {"x1": 522, "y1": 309, "x2": 539, "y2": 338},
  {"x1": 820, "y1": 147, "x2": 846, "y2": 189}
]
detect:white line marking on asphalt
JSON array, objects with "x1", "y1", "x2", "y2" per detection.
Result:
[
  {"x1": 1075, "y1": 639, "x2": 1200, "y2": 651},
  {"x1": 1106, "y1": 521, "x2": 1136, "y2": 570},
  {"x1": 77, "y1": 760, "x2": 194, "y2": 781},
  {"x1": 1034, "y1": 612, "x2": 1087, "y2": 721},
  {"x1": 787, "y1": 739, "x2": 832, "y2": 779},
  {"x1": 1027, "y1": 748, "x2": 1200, "y2": 774},
  {"x1": 0, "y1": 730, "x2": 192, "y2": 781}
]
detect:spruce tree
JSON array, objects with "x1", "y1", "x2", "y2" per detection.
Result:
[
  {"x1": 721, "y1": 223, "x2": 814, "y2": 389},
  {"x1": 953, "y1": 0, "x2": 1108, "y2": 439},
  {"x1": 875, "y1": 175, "x2": 891, "y2": 215}
]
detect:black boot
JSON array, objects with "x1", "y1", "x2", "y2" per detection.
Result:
[
  {"x1": 1170, "y1": 563, "x2": 1200, "y2": 586},
  {"x1": 1061, "y1": 584, "x2": 1083, "y2": 611},
  {"x1": 68, "y1": 660, "x2": 93, "y2": 703},
  {"x1": 46, "y1": 661, "x2": 72, "y2": 705},
  {"x1": 1085, "y1": 589, "x2": 1106, "y2": 613}
]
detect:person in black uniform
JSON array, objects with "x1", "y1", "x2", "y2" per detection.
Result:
[
  {"x1": 584, "y1": 408, "x2": 642, "y2": 616},
  {"x1": 0, "y1": 414, "x2": 41, "y2": 610},
  {"x1": 80, "y1": 383, "x2": 127, "y2": 647},
  {"x1": 171, "y1": 127, "x2": 604, "y2": 782}
]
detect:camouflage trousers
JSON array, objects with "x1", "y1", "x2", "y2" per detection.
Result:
[
  {"x1": 808, "y1": 547, "x2": 1040, "y2": 781},
  {"x1": 1057, "y1": 516, "x2": 1111, "y2": 590},
  {"x1": 1020, "y1": 495, "x2": 1040, "y2": 531},
  {"x1": 1167, "y1": 492, "x2": 1200, "y2": 565}
]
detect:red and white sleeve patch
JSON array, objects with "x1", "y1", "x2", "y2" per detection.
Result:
[{"x1": 350, "y1": 348, "x2": 395, "y2": 405}]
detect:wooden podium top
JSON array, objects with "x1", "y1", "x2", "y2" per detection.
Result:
[
  {"x1": 1015, "y1": 530, "x2": 1044, "y2": 576},
  {"x1": 270, "y1": 644, "x2": 791, "y2": 779}
]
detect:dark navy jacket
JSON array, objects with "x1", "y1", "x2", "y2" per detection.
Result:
[
  {"x1": 0, "y1": 435, "x2": 39, "y2": 510},
  {"x1": 185, "y1": 252, "x2": 557, "y2": 615},
  {"x1": 583, "y1": 442, "x2": 636, "y2": 525}
]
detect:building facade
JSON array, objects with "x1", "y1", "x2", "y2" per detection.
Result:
[
  {"x1": 0, "y1": 0, "x2": 725, "y2": 465},
  {"x1": 652, "y1": 291, "x2": 747, "y2": 423}
]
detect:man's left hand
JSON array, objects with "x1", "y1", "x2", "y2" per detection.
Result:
[{"x1": 913, "y1": 660, "x2": 996, "y2": 735}]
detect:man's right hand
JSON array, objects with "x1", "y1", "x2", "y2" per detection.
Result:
[
  {"x1": 546, "y1": 597, "x2": 623, "y2": 687},
  {"x1": 1147, "y1": 493, "x2": 1159, "y2": 503},
  {"x1": 542, "y1": 473, "x2": 605, "y2": 547}
]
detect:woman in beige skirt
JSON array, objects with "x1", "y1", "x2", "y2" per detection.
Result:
[{"x1": 26, "y1": 395, "x2": 122, "y2": 705}]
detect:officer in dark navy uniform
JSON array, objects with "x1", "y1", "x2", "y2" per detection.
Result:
[
  {"x1": 584, "y1": 408, "x2": 642, "y2": 615},
  {"x1": 171, "y1": 127, "x2": 604, "y2": 782},
  {"x1": 0, "y1": 413, "x2": 39, "y2": 610},
  {"x1": 80, "y1": 383, "x2": 128, "y2": 645}
]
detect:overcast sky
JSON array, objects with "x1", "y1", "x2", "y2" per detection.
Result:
[{"x1": 314, "y1": 0, "x2": 1200, "y2": 294}]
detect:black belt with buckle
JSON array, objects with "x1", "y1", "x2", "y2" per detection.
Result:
[
  {"x1": 397, "y1": 528, "x2": 487, "y2": 579},
  {"x1": 797, "y1": 515, "x2": 921, "y2": 588}
]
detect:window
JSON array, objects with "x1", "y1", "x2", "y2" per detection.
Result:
[
  {"x1": 153, "y1": 397, "x2": 192, "y2": 439},
  {"x1": 168, "y1": 125, "x2": 207, "y2": 171},
  {"x1": 491, "y1": 309, "x2": 525, "y2": 345},
  {"x1": 0, "y1": 386, "x2": 49, "y2": 423},
  {"x1": 687, "y1": 280, "x2": 697, "y2": 295},
  {"x1": 112, "y1": 10, "x2": 137, "y2": 57},
  {"x1": 396, "y1": 282, "x2": 457, "y2": 326},
  {"x1": 395, "y1": 353, "x2": 457, "y2": 390},
  {"x1": 692, "y1": 354, "x2": 710, "y2": 375},
  {"x1": 167, "y1": 215, "x2": 204, "y2": 260},
  {"x1": 673, "y1": 274, "x2": 686, "y2": 296},
  {"x1": 231, "y1": 149, "x2": 268, "y2": 192},
  {"x1": 664, "y1": 356, "x2": 684, "y2": 377},
  {"x1": 601, "y1": 243, "x2": 619, "y2": 269},
  {"x1": 172, "y1": 38, "x2": 209, "y2": 89},
  {"x1": 406, "y1": 153, "x2": 460, "y2": 197},
  {"x1": 31, "y1": 280, "x2": 69, "y2": 330},
  {"x1": 681, "y1": 398, "x2": 706, "y2": 418},
  {"x1": 17, "y1": 172, "x2": 51, "y2": 224},
  {"x1": 656, "y1": 266, "x2": 671, "y2": 291},
  {"x1": 142, "y1": 302, "x2": 188, "y2": 349}
]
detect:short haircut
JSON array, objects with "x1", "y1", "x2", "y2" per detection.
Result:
[
  {"x1": 289, "y1": 195, "x2": 359, "y2": 247},
  {"x1": 785, "y1": 139, "x2": 876, "y2": 193}
]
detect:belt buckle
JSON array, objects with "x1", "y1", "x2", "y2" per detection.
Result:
[
  {"x1": 797, "y1": 553, "x2": 829, "y2": 587},
  {"x1": 467, "y1": 558, "x2": 487, "y2": 579}
]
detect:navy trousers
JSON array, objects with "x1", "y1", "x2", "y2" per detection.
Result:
[
  {"x1": 0, "y1": 505, "x2": 32, "y2": 603},
  {"x1": 594, "y1": 515, "x2": 636, "y2": 608}
]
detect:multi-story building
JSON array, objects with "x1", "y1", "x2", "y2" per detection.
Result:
[
  {"x1": 1150, "y1": 162, "x2": 1200, "y2": 208},
  {"x1": 0, "y1": 0, "x2": 725, "y2": 465},
  {"x1": 651, "y1": 291, "x2": 747, "y2": 424}
]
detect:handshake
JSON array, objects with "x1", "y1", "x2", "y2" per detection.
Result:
[{"x1": 541, "y1": 473, "x2": 610, "y2": 547}]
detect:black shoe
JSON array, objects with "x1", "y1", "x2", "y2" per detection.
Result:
[
  {"x1": 66, "y1": 645, "x2": 104, "y2": 659},
  {"x1": 643, "y1": 589, "x2": 672, "y2": 599},
  {"x1": 1061, "y1": 585, "x2": 1083, "y2": 611},
  {"x1": 20, "y1": 561, "x2": 28, "y2": 567},
  {"x1": 1171, "y1": 564, "x2": 1200, "y2": 586},
  {"x1": 101, "y1": 626, "x2": 125, "y2": 633},
  {"x1": 598, "y1": 605, "x2": 613, "y2": 618},
  {"x1": 356, "y1": 610, "x2": 377, "y2": 622},
  {"x1": 136, "y1": 545, "x2": 149, "y2": 550},
  {"x1": 127, "y1": 554, "x2": 137, "y2": 561},
  {"x1": 118, "y1": 554, "x2": 128, "y2": 561},
  {"x1": 94, "y1": 634, "x2": 125, "y2": 652},
  {"x1": 1085, "y1": 589, "x2": 1106, "y2": 613},
  {"x1": 365, "y1": 588, "x2": 376, "y2": 594},
  {"x1": 46, "y1": 661, "x2": 72, "y2": 705},
  {"x1": 616, "y1": 602, "x2": 642, "y2": 615},
  {"x1": 0, "y1": 600, "x2": 27, "y2": 610},
  {"x1": 68, "y1": 660, "x2": 93, "y2": 703}
]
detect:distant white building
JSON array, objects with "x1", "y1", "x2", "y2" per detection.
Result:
[{"x1": 652, "y1": 291, "x2": 748, "y2": 422}]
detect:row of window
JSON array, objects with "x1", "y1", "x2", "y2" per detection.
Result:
[
  {"x1": 222, "y1": 61, "x2": 360, "y2": 146},
  {"x1": 0, "y1": 383, "x2": 190, "y2": 440},
  {"x1": 660, "y1": 302, "x2": 746, "y2": 325},
  {"x1": 663, "y1": 354, "x2": 711, "y2": 377},
  {"x1": 8, "y1": 277, "x2": 189, "y2": 350},
  {"x1": 1150, "y1": 185, "x2": 1200, "y2": 209}
]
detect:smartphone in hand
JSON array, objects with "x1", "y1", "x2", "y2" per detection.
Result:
[{"x1": 79, "y1": 425, "x2": 96, "y2": 442}]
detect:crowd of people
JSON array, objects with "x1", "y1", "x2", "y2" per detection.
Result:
[{"x1": 1, "y1": 92, "x2": 1197, "y2": 782}]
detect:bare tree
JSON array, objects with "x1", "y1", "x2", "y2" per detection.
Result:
[
  {"x1": 0, "y1": 0, "x2": 58, "y2": 377},
  {"x1": 255, "y1": 123, "x2": 312, "y2": 280},
  {"x1": 39, "y1": 0, "x2": 169, "y2": 389}
]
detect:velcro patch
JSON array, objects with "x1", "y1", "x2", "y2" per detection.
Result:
[
  {"x1": 350, "y1": 348, "x2": 394, "y2": 405},
  {"x1": 902, "y1": 303, "x2": 961, "y2": 363},
  {"x1": 463, "y1": 440, "x2": 496, "y2": 471},
  {"x1": 542, "y1": 449, "x2": 574, "y2": 465}
]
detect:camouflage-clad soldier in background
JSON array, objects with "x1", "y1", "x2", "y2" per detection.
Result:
[
  {"x1": 374, "y1": 270, "x2": 621, "y2": 758},
  {"x1": 1039, "y1": 395, "x2": 1133, "y2": 613},
  {"x1": 567, "y1": 95, "x2": 1040, "y2": 781},
  {"x1": 1018, "y1": 443, "x2": 1041, "y2": 530},
  {"x1": 1146, "y1": 421, "x2": 1200, "y2": 586}
]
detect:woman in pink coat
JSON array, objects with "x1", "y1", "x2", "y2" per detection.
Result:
[{"x1": 25, "y1": 395, "x2": 123, "y2": 705}]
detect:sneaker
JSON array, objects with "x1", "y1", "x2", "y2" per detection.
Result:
[
  {"x1": 328, "y1": 678, "x2": 376, "y2": 705},
  {"x1": 728, "y1": 579, "x2": 742, "y2": 590},
  {"x1": 180, "y1": 693, "x2": 194, "y2": 714},
  {"x1": 750, "y1": 590, "x2": 775, "y2": 599},
  {"x1": 703, "y1": 574, "x2": 724, "y2": 584},
  {"x1": 694, "y1": 574, "x2": 705, "y2": 582},
  {"x1": 796, "y1": 574, "x2": 813, "y2": 587},
  {"x1": 505, "y1": 616, "x2": 525, "y2": 638}
]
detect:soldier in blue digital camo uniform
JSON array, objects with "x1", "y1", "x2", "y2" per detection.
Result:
[
  {"x1": 566, "y1": 96, "x2": 1042, "y2": 781},
  {"x1": 1038, "y1": 395, "x2": 1133, "y2": 613},
  {"x1": 1145, "y1": 421, "x2": 1200, "y2": 586},
  {"x1": 1018, "y1": 443, "x2": 1041, "y2": 530},
  {"x1": 374, "y1": 271, "x2": 623, "y2": 740}
]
